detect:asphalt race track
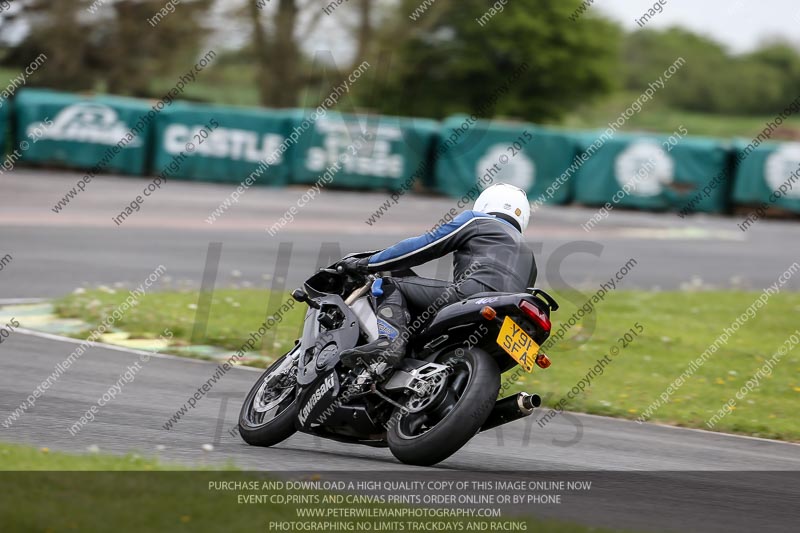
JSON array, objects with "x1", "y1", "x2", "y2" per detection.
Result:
[
  {"x1": 2, "y1": 169, "x2": 800, "y2": 532},
  {"x1": 2, "y1": 169, "x2": 800, "y2": 298},
  {"x1": 3, "y1": 329, "x2": 799, "y2": 532}
]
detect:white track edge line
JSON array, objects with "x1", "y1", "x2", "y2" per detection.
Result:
[
  {"x1": 564, "y1": 410, "x2": 800, "y2": 447},
  {"x1": 14, "y1": 328, "x2": 263, "y2": 372},
  {"x1": 0, "y1": 298, "x2": 49, "y2": 305}
]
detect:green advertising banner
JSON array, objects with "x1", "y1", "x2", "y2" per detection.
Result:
[
  {"x1": 731, "y1": 141, "x2": 800, "y2": 213},
  {"x1": 433, "y1": 117, "x2": 577, "y2": 203},
  {"x1": 152, "y1": 104, "x2": 292, "y2": 185},
  {"x1": 288, "y1": 111, "x2": 439, "y2": 190},
  {"x1": 572, "y1": 131, "x2": 732, "y2": 213},
  {"x1": 0, "y1": 99, "x2": 8, "y2": 158},
  {"x1": 13, "y1": 89, "x2": 152, "y2": 175}
]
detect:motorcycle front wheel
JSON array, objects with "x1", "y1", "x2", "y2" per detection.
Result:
[
  {"x1": 387, "y1": 347, "x2": 500, "y2": 466},
  {"x1": 238, "y1": 348, "x2": 300, "y2": 447}
]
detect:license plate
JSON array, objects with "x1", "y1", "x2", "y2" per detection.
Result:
[{"x1": 497, "y1": 316, "x2": 539, "y2": 373}]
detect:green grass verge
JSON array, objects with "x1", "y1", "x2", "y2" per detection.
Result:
[
  {"x1": 0, "y1": 443, "x2": 628, "y2": 533},
  {"x1": 53, "y1": 288, "x2": 800, "y2": 441},
  {"x1": 5, "y1": 54, "x2": 796, "y2": 140},
  {"x1": 152, "y1": 61, "x2": 261, "y2": 107},
  {"x1": 53, "y1": 288, "x2": 305, "y2": 364},
  {"x1": 556, "y1": 91, "x2": 800, "y2": 138},
  {"x1": 525, "y1": 290, "x2": 800, "y2": 441},
  {"x1": 5, "y1": 59, "x2": 794, "y2": 140},
  {"x1": 168, "y1": 64, "x2": 800, "y2": 139},
  {"x1": 0, "y1": 441, "x2": 178, "y2": 471}
]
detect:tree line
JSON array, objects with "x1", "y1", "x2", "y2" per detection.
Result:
[{"x1": 1, "y1": 0, "x2": 798, "y2": 121}]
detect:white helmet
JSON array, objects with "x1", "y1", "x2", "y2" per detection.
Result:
[{"x1": 474, "y1": 183, "x2": 531, "y2": 232}]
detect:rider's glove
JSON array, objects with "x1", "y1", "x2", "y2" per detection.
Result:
[{"x1": 338, "y1": 256, "x2": 370, "y2": 274}]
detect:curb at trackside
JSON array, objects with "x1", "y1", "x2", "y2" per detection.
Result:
[{"x1": 12, "y1": 328, "x2": 263, "y2": 372}]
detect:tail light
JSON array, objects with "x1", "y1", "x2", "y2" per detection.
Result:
[{"x1": 519, "y1": 300, "x2": 551, "y2": 333}]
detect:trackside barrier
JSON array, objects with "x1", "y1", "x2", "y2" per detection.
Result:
[
  {"x1": 7, "y1": 88, "x2": 800, "y2": 221},
  {"x1": 572, "y1": 132, "x2": 732, "y2": 213},
  {"x1": 288, "y1": 110, "x2": 439, "y2": 190},
  {"x1": 13, "y1": 88, "x2": 152, "y2": 175},
  {"x1": 0, "y1": 100, "x2": 8, "y2": 157},
  {"x1": 731, "y1": 140, "x2": 800, "y2": 214},
  {"x1": 152, "y1": 103, "x2": 293, "y2": 185},
  {"x1": 433, "y1": 117, "x2": 577, "y2": 203}
]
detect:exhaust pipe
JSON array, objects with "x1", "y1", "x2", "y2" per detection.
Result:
[{"x1": 480, "y1": 392, "x2": 541, "y2": 432}]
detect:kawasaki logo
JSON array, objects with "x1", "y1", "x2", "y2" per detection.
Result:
[
  {"x1": 298, "y1": 373, "x2": 335, "y2": 425},
  {"x1": 27, "y1": 103, "x2": 140, "y2": 146},
  {"x1": 164, "y1": 124, "x2": 285, "y2": 163}
]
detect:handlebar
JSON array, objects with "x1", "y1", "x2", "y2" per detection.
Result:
[{"x1": 321, "y1": 265, "x2": 350, "y2": 275}]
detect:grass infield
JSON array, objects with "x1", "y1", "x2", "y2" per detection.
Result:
[
  {"x1": 0, "y1": 443, "x2": 627, "y2": 533},
  {"x1": 54, "y1": 288, "x2": 800, "y2": 441}
]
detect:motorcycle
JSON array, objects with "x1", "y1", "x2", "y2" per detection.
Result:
[{"x1": 238, "y1": 253, "x2": 558, "y2": 466}]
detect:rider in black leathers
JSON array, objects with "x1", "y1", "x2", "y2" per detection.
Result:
[{"x1": 338, "y1": 183, "x2": 536, "y2": 371}]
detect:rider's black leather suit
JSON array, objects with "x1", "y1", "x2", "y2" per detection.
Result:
[{"x1": 364, "y1": 210, "x2": 537, "y2": 316}]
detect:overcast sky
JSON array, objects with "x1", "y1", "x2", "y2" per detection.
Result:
[{"x1": 597, "y1": 0, "x2": 800, "y2": 53}]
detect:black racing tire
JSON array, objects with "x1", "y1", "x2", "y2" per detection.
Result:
[
  {"x1": 387, "y1": 347, "x2": 500, "y2": 466},
  {"x1": 238, "y1": 350, "x2": 299, "y2": 447}
]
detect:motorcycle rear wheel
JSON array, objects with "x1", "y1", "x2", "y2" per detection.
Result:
[{"x1": 387, "y1": 347, "x2": 500, "y2": 466}]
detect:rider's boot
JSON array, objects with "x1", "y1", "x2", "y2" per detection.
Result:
[{"x1": 340, "y1": 285, "x2": 409, "y2": 372}]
